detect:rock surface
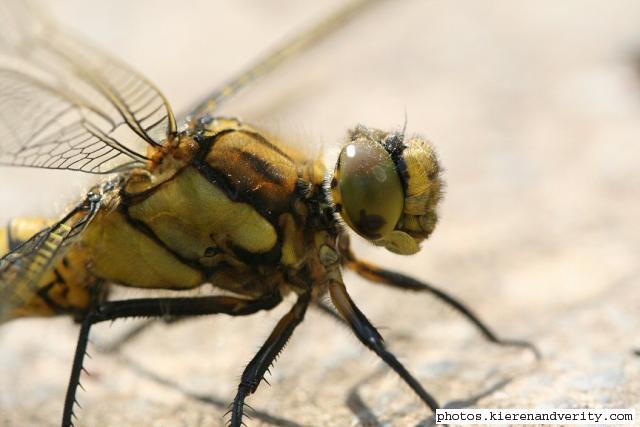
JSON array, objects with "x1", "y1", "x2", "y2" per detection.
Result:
[{"x1": 1, "y1": 1, "x2": 639, "y2": 426}]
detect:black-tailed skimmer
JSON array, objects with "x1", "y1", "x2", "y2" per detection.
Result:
[{"x1": 0, "y1": 1, "x2": 538, "y2": 426}]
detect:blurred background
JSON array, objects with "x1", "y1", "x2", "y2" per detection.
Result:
[{"x1": 1, "y1": 0, "x2": 639, "y2": 425}]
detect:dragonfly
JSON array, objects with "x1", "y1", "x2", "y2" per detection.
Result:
[{"x1": 0, "y1": 1, "x2": 539, "y2": 426}]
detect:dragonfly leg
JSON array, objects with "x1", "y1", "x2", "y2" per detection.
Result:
[
  {"x1": 229, "y1": 292, "x2": 311, "y2": 427},
  {"x1": 62, "y1": 293, "x2": 282, "y2": 427},
  {"x1": 329, "y1": 278, "x2": 440, "y2": 412},
  {"x1": 102, "y1": 300, "x2": 340, "y2": 356},
  {"x1": 102, "y1": 300, "x2": 340, "y2": 355},
  {"x1": 344, "y1": 255, "x2": 541, "y2": 359}
]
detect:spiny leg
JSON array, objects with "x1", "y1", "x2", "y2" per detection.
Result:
[
  {"x1": 62, "y1": 293, "x2": 282, "y2": 427},
  {"x1": 100, "y1": 299, "x2": 340, "y2": 355},
  {"x1": 101, "y1": 299, "x2": 345, "y2": 354},
  {"x1": 345, "y1": 255, "x2": 540, "y2": 359},
  {"x1": 329, "y1": 279, "x2": 440, "y2": 413},
  {"x1": 230, "y1": 292, "x2": 311, "y2": 427},
  {"x1": 317, "y1": 298, "x2": 439, "y2": 419}
]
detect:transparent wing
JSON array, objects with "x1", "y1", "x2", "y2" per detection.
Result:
[
  {"x1": 0, "y1": 179, "x2": 116, "y2": 323},
  {"x1": 184, "y1": 0, "x2": 378, "y2": 121},
  {"x1": 0, "y1": 69, "x2": 148, "y2": 172},
  {"x1": 0, "y1": 1, "x2": 177, "y2": 173}
]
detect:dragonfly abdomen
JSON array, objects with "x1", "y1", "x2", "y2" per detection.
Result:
[{"x1": 0, "y1": 217, "x2": 98, "y2": 322}]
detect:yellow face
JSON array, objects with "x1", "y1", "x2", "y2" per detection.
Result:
[{"x1": 331, "y1": 125, "x2": 443, "y2": 255}]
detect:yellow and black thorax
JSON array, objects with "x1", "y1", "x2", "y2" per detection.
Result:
[{"x1": 80, "y1": 117, "x2": 337, "y2": 297}]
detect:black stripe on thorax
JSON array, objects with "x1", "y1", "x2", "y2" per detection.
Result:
[
  {"x1": 195, "y1": 162, "x2": 281, "y2": 224},
  {"x1": 236, "y1": 148, "x2": 287, "y2": 185},
  {"x1": 235, "y1": 129, "x2": 295, "y2": 163},
  {"x1": 120, "y1": 203, "x2": 283, "y2": 280},
  {"x1": 119, "y1": 205, "x2": 211, "y2": 278}
]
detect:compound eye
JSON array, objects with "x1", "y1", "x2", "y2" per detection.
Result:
[{"x1": 334, "y1": 139, "x2": 404, "y2": 240}]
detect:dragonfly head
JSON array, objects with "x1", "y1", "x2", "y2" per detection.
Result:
[{"x1": 329, "y1": 125, "x2": 443, "y2": 255}]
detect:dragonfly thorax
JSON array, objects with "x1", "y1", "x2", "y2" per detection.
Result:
[{"x1": 75, "y1": 116, "x2": 338, "y2": 297}]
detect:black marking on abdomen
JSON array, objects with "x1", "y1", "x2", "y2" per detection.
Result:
[{"x1": 36, "y1": 269, "x2": 69, "y2": 315}]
